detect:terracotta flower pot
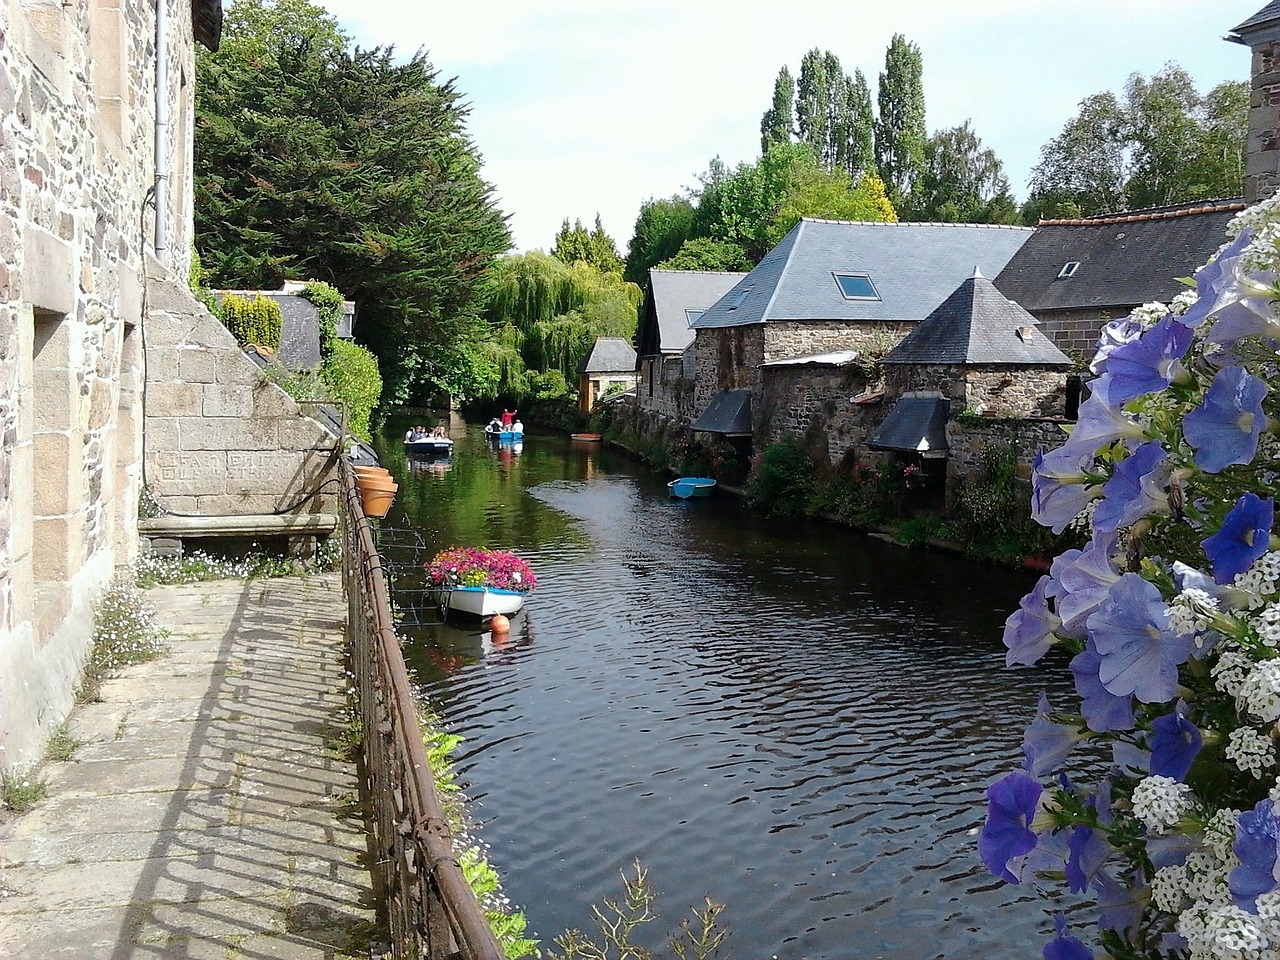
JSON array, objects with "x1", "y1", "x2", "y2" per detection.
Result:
[{"x1": 359, "y1": 478, "x2": 398, "y2": 518}]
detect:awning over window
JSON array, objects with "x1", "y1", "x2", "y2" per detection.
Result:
[
  {"x1": 691, "y1": 389, "x2": 752, "y2": 436},
  {"x1": 867, "y1": 395, "x2": 949, "y2": 457}
]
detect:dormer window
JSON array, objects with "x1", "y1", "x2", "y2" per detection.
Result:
[
  {"x1": 1057, "y1": 261, "x2": 1081, "y2": 279},
  {"x1": 833, "y1": 272, "x2": 880, "y2": 300},
  {"x1": 685, "y1": 309, "x2": 704, "y2": 327}
]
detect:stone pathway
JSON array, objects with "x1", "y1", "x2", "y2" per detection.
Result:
[{"x1": 0, "y1": 575, "x2": 376, "y2": 959}]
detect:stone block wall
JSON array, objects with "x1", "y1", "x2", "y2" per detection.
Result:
[
  {"x1": 0, "y1": 0, "x2": 197, "y2": 770},
  {"x1": 637, "y1": 355, "x2": 698, "y2": 422},
  {"x1": 1248, "y1": 39, "x2": 1280, "y2": 203},
  {"x1": 946, "y1": 416, "x2": 1069, "y2": 501},
  {"x1": 762, "y1": 320, "x2": 913, "y2": 364},
  {"x1": 144, "y1": 265, "x2": 342, "y2": 516},
  {"x1": 886, "y1": 364, "x2": 1068, "y2": 418},
  {"x1": 759, "y1": 365, "x2": 886, "y2": 464},
  {"x1": 692, "y1": 326, "x2": 764, "y2": 414},
  {"x1": 1035, "y1": 307, "x2": 1121, "y2": 360}
]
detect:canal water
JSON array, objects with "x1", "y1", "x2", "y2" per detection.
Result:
[{"x1": 371, "y1": 420, "x2": 1078, "y2": 959}]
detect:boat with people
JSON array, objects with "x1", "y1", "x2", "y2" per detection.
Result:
[
  {"x1": 484, "y1": 415, "x2": 524, "y2": 442},
  {"x1": 668, "y1": 476, "x2": 717, "y2": 499},
  {"x1": 404, "y1": 423, "x2": 453, "y2": 457}
]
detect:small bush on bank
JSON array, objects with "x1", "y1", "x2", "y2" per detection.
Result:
[
  {"x1": 745, "y1": 439, "x2": 815, "y2": 517},
  {"x1": 1, "y1": 770, "x2": 47, "y2": 813},
  {"x1": 322, "y1": 339, "x2": 383, "y2": 442},
  {"x1": 949, "y1": 440, "x2": 1069, "y2": 562}
]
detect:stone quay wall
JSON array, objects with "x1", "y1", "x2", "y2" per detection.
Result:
[{"x1": 0, "y1": 0, "x2": 198, "y2": 769}]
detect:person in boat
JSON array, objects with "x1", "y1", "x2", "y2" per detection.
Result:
[
  {"x1": 500, "y1": 408, "x2": 515, "y2": 428},
  {"x1": 405, "y1": 424, "x2": 426, "y2": 442},
  {"x1": 486, "y1": 417, "x2": 502, "y2": 435},
  {"x1": 511, "y1": 418, "x2": 524, "y2": 435},
  {"x1": 431, "y1": 424, "x2": 447, "y2": 438}
]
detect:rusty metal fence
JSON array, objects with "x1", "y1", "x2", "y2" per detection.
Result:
[{"x1": 340, "y1": 460, "x2": 504, "y2": 960}]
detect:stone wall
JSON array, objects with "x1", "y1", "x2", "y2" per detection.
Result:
[
  {"x1": 759, "y1": 364, "x2": 886, "y2": 464},
  {"x1": 1247, "y1": 39, "x2": 1280, "y2": 204},
  {"x1": 692, "y1": 325, "x2": 764, "y2": 414},
  {"x1": 762, "y1": 320, "x2": 913, "y2": 364},
  {"x1": 946, "y1": 416, "x2": 1068, "y2": 500},
  {"x1": 637, "y1": 355, "x2": 698, "y2": 422},
  {"x1": 144, "y1": 266, "x2": 341, "y2": 516},
  {"x1": 886, "y1": 364, "x2": 1068, "y2": 418},
  {"x1": 0, "y1": 0, "x2": 198, "y2": 769},
  {"x1": 1035, "y1": 307, "x2": 1121, "y2": 360}
]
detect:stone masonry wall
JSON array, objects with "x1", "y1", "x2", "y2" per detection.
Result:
[
  {"x1": 144, "y1": 266, "x2": 341, "y2": 516},
  {"x1": 637, "y1": 355, "x2": 698, "y2": 422},
  {"x1": 946, "y1": 416, "x2": 1069, "y2": 504},
  {"x1": 762, "y1": 320, "x2": 913, "y2": 364},
  {"x1": 1036, "y1": 307, "x2": 1122, "y2": 361},
  {"x1": 0, "y1": 0, "x2": 197, "y2": 769},
  {"x1": 759, "y1": 365, "x2": 887, "y2": 464},
  {"x1": 886, "y1": 364, "x2": 1068, "y2": 418},
  {"x1": 692, "y1": 326, "x2": 764, "y2": 415},
  {"x1": 1248, "y1": 39, "x2": 1280, "y2": 204}
]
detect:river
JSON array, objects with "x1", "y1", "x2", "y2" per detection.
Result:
[{"x1": 371, "y1": 419, "x2": 1078, "y2": 959}]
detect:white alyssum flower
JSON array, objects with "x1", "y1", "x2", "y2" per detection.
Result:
[
  {"x1": 1132, "y1": 775, "x2": 1194, "y2": 834},
  {"x1": 1168, "y1": 587, "x2": 1221, "y2": 640},
  {"x1": 1239, "y1": 660, "x2": 1280, "y2": 723},
  {"x1": 1131, "y1": 300, "x2": 1172, "y2": 327},
  {"x1": 1178, "y1": 903, "x2": 1273, "y2": 960},
  {"x1": 1216, "y1": 650, "x2": 1255, "y2": 698},
  {"x1": 1234, "y1": 552, "x2": 1280, "y2": 610},
  {"x1": 1205, "y1": 808, "x2": 1242, "y2": 861},
  {"x1": 1253, "y1": 603, "x2": 1280, "y2": 649},
  {"x1": 1184, "y1": 847, "x2": 1234, "y2": 908},
  {"x1": 1152, "y1": 862, "x2": 1188, "y2": 913},
  {"x1": 1170, "y1": 288, "x2": 1199, "y2": 316},
  {"x1": 1227, "y1": 727, "x2": 1277, "y2": 779}
]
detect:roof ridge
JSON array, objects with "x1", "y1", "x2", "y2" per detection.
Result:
[
  {"x1": 761, "y1": 219, "x2": 804, "y2": 321},
  {"x1": 649, "y1": 268, "x2": 748, "y2": 276},
  {"x1": 799, "y1": 216, "x2": 1034, "y2": 231},
  {"x1": 1040, "y1": 200, "x2": 1247, "y2": 227}
]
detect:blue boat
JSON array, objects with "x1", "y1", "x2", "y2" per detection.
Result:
[{"x1": 668, "y1": 477, "x2": 717, "y2": 499}]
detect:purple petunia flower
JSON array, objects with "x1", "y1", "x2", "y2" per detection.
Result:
[
  {"x1": 1231, "y1": 798, "x2": 1280, "y2": 912},
  {"x1": 1203, "y1": 493, "x2": 1275, "y2": 585},
  {"x1": 1022, "y1": 693, "x2": 1081, "y2": 777},
  {"x1": 1179, "y1": 229, "x2": 1254, "y2": 328},
  {"x1": 1043, "y1": 914, "x2": 1094, "y2": 960},
  {"x1": 1004, "y1": 576, "x2": 1061, "y2": 667},
  {"x1": 1095, "y1": 317, "x2": 1193, "y2": 404},
  {"x1": 1087, "y1": 574, "x2": 1195, "y2": 704},
  {"x1": 1147, "y1": 701, "x2": 1202, "y2": 782},
  {"x1": 1070, "y1": 639, "x2": 1135, "y2": 732},
  {"x1": 1092, "y1": 867, "x2": 1147, "y2": 938},
  {"x1": 1065, "y1": 824, "x2": 1111, "y2": 895},
  {"x1": 979, "y1": 771, "x2": 1044, "y2": 884},
  {"x1": 1032, "y1": 447, "x2": 1101, "y2": 535},
  {"x1": 1182, "y1": 366, "x2": 1269, "y2": 473},
  {"x1": 1090, "y1": 316, "x2": 1147, "y2": 375},
  {"x1": 1092, "y1": 441, "x2": 1171, "y2": 534},
  {"x1": 1065, "y1": 380, "x2": 1148, "y2": 451},
  {"x1": 1051, "y1": 532, "x2": 1122, "y2": 637},
  {"x1": 1203, "y1": 296, "x2": 1280, "y2": 348}
]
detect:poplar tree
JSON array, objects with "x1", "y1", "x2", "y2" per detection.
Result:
[
  {"x1": 874, "y1": 33, "x2": 927, "y2": 214},
  {"x1": 760, "y1": 66, "x2": 795, "y2": 154}
]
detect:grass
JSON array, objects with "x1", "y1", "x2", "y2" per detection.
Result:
[
  {"x1": 43, "y1": 724, "x2": 83, "y2": 763},
  {"x1": 1, "y1": 771, "x2": 48, "y2": 813}
]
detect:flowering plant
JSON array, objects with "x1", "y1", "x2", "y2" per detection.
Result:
[
  {"x1": 981, "y1": 195, "x2": 1280, "y2": 960},
  {"x1": 426, "y1": 547, "x2": 537, "y2": 593}
]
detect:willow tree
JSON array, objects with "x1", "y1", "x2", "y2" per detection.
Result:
[{"x1": 480, "y1": 253, "x2": 641, "y2": 397}]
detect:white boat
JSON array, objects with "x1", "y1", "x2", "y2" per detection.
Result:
[
  {"x1": 404, "y1": 437, "x2": 454, "y2": 457},
  {"x1": 433, "y1": 584, "x2": 526, "y2": 618}
]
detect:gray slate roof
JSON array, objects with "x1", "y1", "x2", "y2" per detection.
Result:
[
  {"x1": 883, "y1": 270, "x2": 1071, "y2": 367},
  {"x1": 638, "y1": 269, "x2": 747, "y2": 356},
  {"x1": 1229, "y1": 2, "x2": 1280, "y2": 42},
  {"x1": 579, "y1": 337, "x2": 638, "y2": 375},
  {"x1": 691, "y1": 218, "x2": 1033, "y2": 330},
  {"x1": 867, "y1": 395, "x2": 950, "y2": 455},
  {"x1": 993, "y1": 200, "x2": 1243, "y2": 313},
  {"x1": 691, "y1": 389, "x2": 752, "y2": 435}
]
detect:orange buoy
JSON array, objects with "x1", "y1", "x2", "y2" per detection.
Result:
[{"x1": 490, "y1": 614, "x2": 510, "y2": 634}]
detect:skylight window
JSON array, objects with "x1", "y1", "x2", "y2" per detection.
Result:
[
  {"x1": 833, "y1": 272, "x2": 880, "y2": 300},
  {"x1": 1057, "y1": 261, "x2": 1081, "y2": 279},
  {"x1": 685, "y1": 309, "x2": 704, "y2": 327},
  {"x1": 727, "y1": 287, "x2": 751, "y2": 310}
]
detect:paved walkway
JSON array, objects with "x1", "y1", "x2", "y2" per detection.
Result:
[{"x1": 0, "y1": 575, "x2": 376, "y2": 960}]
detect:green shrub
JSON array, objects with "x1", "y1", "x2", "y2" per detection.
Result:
[
  {"x1": 322, "y1": 339, "x2": 383, "y2": 442},
  {"x1": 745, "y1": 439, "x2": 815, "y2": 517},
  {"x1": 300, "y1": 280, "x2": 344, "y2": 363},
  {"x1": 219, "y1": 293, "x2": 282, "y2": 351}
]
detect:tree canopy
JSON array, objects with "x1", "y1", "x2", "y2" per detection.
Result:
[
  {"x1": 194, "y1": 0, "x2": 510, "y2": 405},
  {"x1": 916, "y1": 121, "x2": 1019, "y2": 224},
  {"x1": 874, "y1": 34, "x2": 927, "y2": 213},
  {"x1": 1026, "y1": 65, "x2": 1247, "y2": 219},
  {"x1": 552, "y1": 215, "x2": 623, "y2": 275}
]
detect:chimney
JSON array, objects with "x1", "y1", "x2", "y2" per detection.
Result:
[{"x1": 1228, "y1": 4, "x2": 1280, "y2": 203}]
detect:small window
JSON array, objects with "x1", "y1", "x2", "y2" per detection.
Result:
[
  {"x1": 833, "y1": 272, "x2": 880, "y2": 300},
  {"x1": 685, "y1": 309, "x2": 704, "y2": 327},
  {"x1": 1057, "y1": 261, "x2": 1080, "y2": 279},
  {"x1": 727, "y1": 287, "x2": 751, "y2": 310}
]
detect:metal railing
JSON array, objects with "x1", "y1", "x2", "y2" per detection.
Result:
[{"x1": 340, "y1": 460, "x2": 503, "y2": 960}]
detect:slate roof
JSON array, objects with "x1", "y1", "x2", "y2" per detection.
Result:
[
  {"x1": 215, "y1": 290, "x2": 335, "y2": 370},
  {"x1": 691, "y1": 218, "x2": 1033, "y2": 330},
  {"x1": 637, "y1": 269, "x2": 747, "y2": 356},
  {"x1": 883, "y1": 269, "x2": 1072, "y2": 366},
  {"x1": 993, "y1": 200, "x2": 1243, "y2": 313},
  {"x1": 691, "y1": 389, "x2": 752, "y2": 435},
  {"x1": 1228, "y1": 2, "x2": 1280, "y2": 42},
  {"x1": 867, "y1": 395, "x2": 950, "y2": 456},
  {"x1": 579, "y1": 337, "x2": 638, "y2": 375}
]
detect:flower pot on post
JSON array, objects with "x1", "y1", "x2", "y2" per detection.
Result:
[{"x1": 359, "y1": 477, "x2": 398, "y2": 518}]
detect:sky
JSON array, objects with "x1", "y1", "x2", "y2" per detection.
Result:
[{"x1": 311, "y1": 0, "x2": 1264, "y2": 254}]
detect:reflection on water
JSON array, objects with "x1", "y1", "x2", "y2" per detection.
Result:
[{"x1": 372, "y1": 420, "x2": 1074, "y2": 959}]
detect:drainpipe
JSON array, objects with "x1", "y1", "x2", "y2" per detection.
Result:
[{"x1": 153, "y1": 0, "x2": 170, "y2": 266}]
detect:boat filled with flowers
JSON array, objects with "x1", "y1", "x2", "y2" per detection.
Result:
[{"x1": 425, "y1": 547, "x2": 537, "y2": 618}]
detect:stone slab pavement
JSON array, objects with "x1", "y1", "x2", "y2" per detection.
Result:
[{"x1": 0, "y1": 575, "x2": 377, "y2": 960}]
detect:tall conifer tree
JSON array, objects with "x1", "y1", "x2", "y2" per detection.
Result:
[
  {"x1": 760, "y1": 66, "x2": 795, "y2": 154},
  {"x1": 874, "y1": 33, "x2": 927, "y2": 213}
]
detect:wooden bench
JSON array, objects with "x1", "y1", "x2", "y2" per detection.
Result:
[{"x1": 139, "y1": 513, "x2": 339, "y2": 558}]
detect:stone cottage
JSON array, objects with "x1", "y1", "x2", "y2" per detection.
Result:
[
  {"x1": 874, "y1": 269, "x2": 1073, "y2": 499},
  {"x1": 578, "y1": 337, "x2": 638, "y2": 414},
  {"x1": 687, "y1": 217, "x2": 1033, "y2": 458},
  {"x1": 635, "y1": 268, "x2": 745, "y2": 422},
  {"x1": 1, "y1": 0, "x2": 342, "y2": 770},
  {"x1": 993, "y1": 200, "x2": 1244, "y2": 357}
]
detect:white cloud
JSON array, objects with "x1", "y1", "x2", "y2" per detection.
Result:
[{"x1": 310, "y1": 0, "x2": 1260, "y2": 252}]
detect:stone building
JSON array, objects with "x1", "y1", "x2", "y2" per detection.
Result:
[
  {"x1": 993, "y1": 200, "x2": 1243, "y2": 357},
  {"x1": 0, "y1": 0, "x2": 341, "y2": 771},
  {"x1": 1230, "y1": 2, "x2": 1280, "y2": 203},
  {"x1": 578, "y1": 337, "x2": 638, "y2": 414},
  {"x1": 635, "y1": 268, "x2": 745, "y2": 422},
  {"x1": 687, "y1": 217, "x2": 1033, "y2": 454}
]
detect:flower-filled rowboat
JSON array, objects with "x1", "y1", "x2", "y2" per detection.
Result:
[{"x1": 425, "y1": 547, "x2": 536, "y2": 619}]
